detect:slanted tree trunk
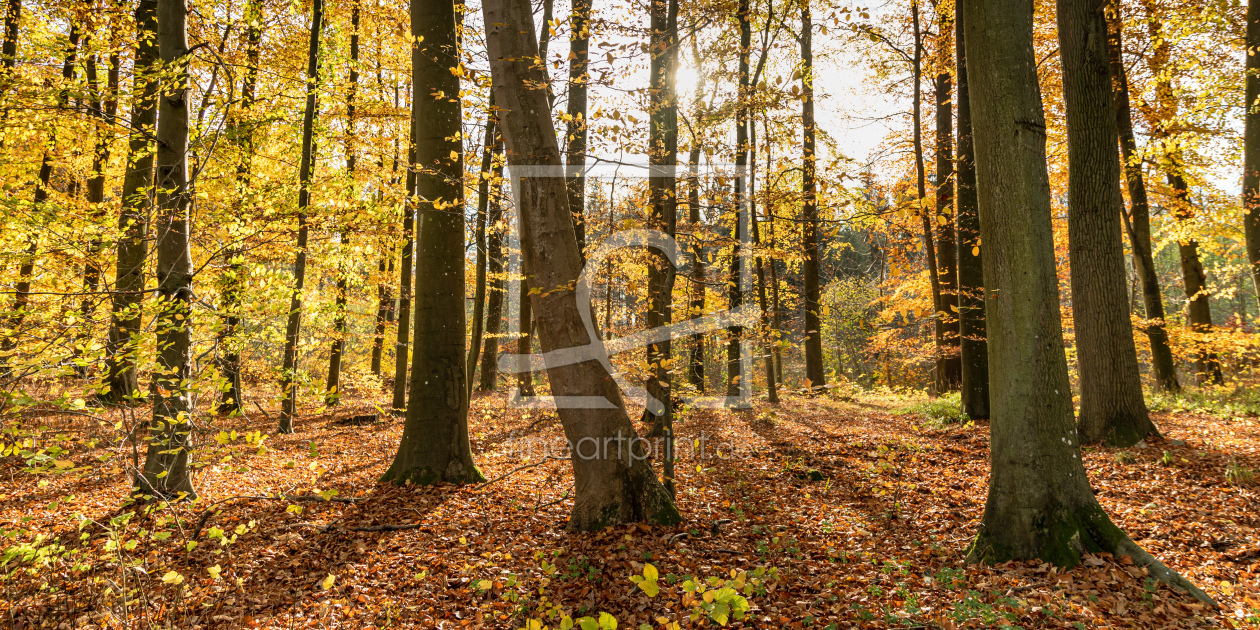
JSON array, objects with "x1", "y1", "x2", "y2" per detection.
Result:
[
  {"x1": 140, "y1": 0, "x2": 196, "y2": 499},
  {"x1": 467, "y1": 94, "x2": 498, "y2": 393},
  {"x1": 800, "y1": 0, "x2": 825, "y2": 390},
  {"x1": 325, "y1": 0, "x2": 360, "y2": 407},
  {"x1": 643, "y1": 0, "x2": 679, "y2": 439},
  {"x1": 278, "y1": 0, "x2": 324, "y2": 433},
  {"x1": 483, "y1": 0, "x2": 681, "y2": 529},
  {"x1": 1104, "y1": 5, "x2": 1178, "y2": 393},
  {"x1": 912, "y1": 0, "x2": 945, "y2": 394},
  {"x1": 934, "y1": 6, "x2": 961, "y2": 391},
  {"x1": 961, "y1": 0, "x2": 1210, "y2": 603},
  {"x1": 566, "y1": 0, "x2": 590, "y2": 260},
  {"x1": 1058, "y1": 0, "x2": 1156, "y2": 446},
  {"x1": 1247, "y1": 0, "x2": 1260, "y2": 311},
  {"x1": 478, "y1": 146, "x2": 507, "y2": 391},
  {"x1": 726, "y1": 0, "x2": 751, "y2": 399},
  {"x1": 393, "y1": 87, "x2": 419, "y2": 412},
  {"x1": 381, "y1": 0, "x2": 482, "y2": 485},
  {"x1": 214, "y1": 0, "x2": 260, "y2": 414},
  {"x1": 954, "y1": 5, "x2": 988, "y2": 418},
  {"x1": 104, "y1": 0, "x2": 158, "y2": 404}
]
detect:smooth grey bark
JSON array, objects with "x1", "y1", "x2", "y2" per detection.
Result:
[
  {"x1": 278, "y1": 0, "x2": 323, "y2": 433},
  {"x1": 1104, "y1": 5, "x2": 1179, "y2": 393},
  {"x1": 801, "y1": 0, "x2": 825, "y2": 390},
  {"x1": 954, "y1": 6, "x2": 988, "y2": 418},
  {"x1": 1058, "y1": 0, "x2": 1156, "y2": 446},
  {"x1": 483, "y1": 0, "x2": 681, "y2": 529},
  {"x1": 467, "y1": 94, "x2": 498, "y2": 394},
  {"x1": 934, "y1": 5, "x2": 961, "y2": 391},
  {"x1": 478, "y1": 146, "x2": 507, "y2": 391},
  {"x1": 105, "y1": 0, "x2": 158, "y2": 404},
  {"x1": 962, "y1": 0, "x2": 1210, "y2": 604},
  {"x1": 381, "y1": 0, "x2": 482, "y2": 485},
  {"x1": 325, "y1": 0, "x2": 361, "y2": 407},
  {"x1": 140, "y1": 0, "x2": 196, "y2": 499}
]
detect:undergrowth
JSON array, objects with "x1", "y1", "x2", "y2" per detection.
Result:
[{"x1": 895, "y1": 392, "x2": 969, "y2": 427}]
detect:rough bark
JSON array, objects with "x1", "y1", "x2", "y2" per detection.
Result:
[
  {"x1": 483, "y1": 0, "x2": 681, "y2": 529},
  {"x1": 934, "y1": 5, "x2": 961, "y2": 391},
  {"x1": 140, "y1": 0, "x2": 196, "y2": 499},
  {"x1": 954, "y1": 6, "x2": 988, "y2": 418},
  {"x1": 565, "y1": 0, "x2": 590, "y2": 260},
  {"x1": 278, "y1": 0, "x2": 323, "y2": 433},
  {"x1": 800, "y1": 0, "x2": 825, "y2": 390},
  {"x1": 961, "y1": 0, "x2": 1210, "y2": 604},
  {"x1": 325, "y1": 0, "x2": 360, "y2": 407},
  {"x1": 1104, "y1": 5, "x2": 1179, "y2": 393},
  {"x1": 467, "y1": 94, "x2": 498, "y2": 393},
  {"x1": 1247, "y1": 0, "x2": 1260, "y2": 311},
  {"x1": 1058, "y1": 0, "x2": 1156, "y2": 446},
  {"x1": 478, "y1": 148, "x2": 507, "y2": 391}
]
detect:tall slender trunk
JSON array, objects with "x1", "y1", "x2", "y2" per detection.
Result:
[
  {"x1": 140, "y1": 0, "x2": 196, "y2": 499},
  {"x1": 325, "y1": 0, "x2": 360, "y2": 407},
  {"x1": 278, "y1": 0, "x2": 324, "y2": 433},
  {"x1": 483, "y1": 0, "x2": 680, "y2": 528},
  {"x1": 392, "y1": 90, "x2": 418, "y2": 413},
  {"x1": 800, "y1": 0, "x2": 824, "y2": 390},
  {"x1": 467, "y1": 93, "x2": 498, "y2": 394},
  {"x1": 371, "y1": 253, "x2": 395, "y2": 375},
  {"x1": 762, "y1": 110, "x2": 783, "y2": 385},
  {"x1": 962, "y1": 0, "x2": 1211, "y2": 604},
  {"x1": 727, "y1": 0, "x2": 751, "y2": 399},
  {"x1": 1246, "y1": 0, "x2": 1260, "y2": 311},
  {"x1": 382, "y1": 0, "x2": 482, "y2": 485},
  {"x1": 954, "y1": 5, "x2": 989, "y2": 418},
  {"x1": 1, "y1": 0, "x2": 17, "y2": 73},
  {"x1": 686, "y1": 142, "x2": 705, "y2": 392},
  {"x1": 912, "y1": 0, "x2": 945, "y2": 394},
  {"x1": 1058, "y1": 0, "x2": 1156, "y2": 446},
  {"x1": 516, "y1": 271, "x2": 536, "y2": 396},
  {"x1": 566, "y1": 0, "x2": 590, "y2": 260},
  {"x1": 478, "y1": 145, "x2": 507, "y2": 391},
  {"x1": 214, "y1": 0, "x2": 261, "y2": 414},
  {"x1": 1141, "y1": 0, "x2": 1222, "y2": 385},
  {"x1": 934, "y1": 6, "x2": 960, "y2": 391}
]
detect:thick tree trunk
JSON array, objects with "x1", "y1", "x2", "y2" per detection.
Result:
[
  {"x1": 1104, "y1": 6, "x2": 1179, "y2": 393},
  {"x1": 325, "y1": 0, "x2": 360, "y2": 407},
  {"x1": 478, "y1": 151, "x2": 507, "y2": 391},
  {"x1": 467, "y1": 95, "x2": 497, "y2": 393},
  {"x1": 961, "y1": 0, "x2": 1210, "y2": 604},
  {"x1": 726, "y1": 0, "x2": 751, "y2": 399},
  {"x1": 934, "y1": 7, "x2": 961, "y2": 391},
  {"x1": 483, "y1": 0, "x2": 681, "y2": 529},
  {"x1": 566, "y1": 0, "x2": 590, "y2": 260},
  {"x1": 954, "y1": 7, "x2": 988, "y2": 418},
  {"x1": 643, "y1": 0, "x2": 679, "y2": 439},
  {"x1": 382, "y1": 0, "x2": 483, "y2": 485},
  {"x1": 140, "y1": 0, "x2": 196, "y2": 499},
  {"x1": 1058, "y1": 0, "x2": 1156, "y2": 446},
  {"x1": 104, "y1": 0, "x2": 158, "y2": 404},
  {"x1": 279, "y1": 0, "x2": 324, "y2": 433},
  {"x1": 800, "y1": 0, "x2": 825, "y2": 390},
  {"x1": 1247, "y1": 0, "x2": 1260, "y2": 312},
  {"x1": 912, "y1": 1, "x2": 945, "y2": 394}
]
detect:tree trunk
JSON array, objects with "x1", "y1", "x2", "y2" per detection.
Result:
[
  {"x1": 954, "y1": 4, "x2": 989, "y2": 418},
  {"x1": 727, "y1": 0, "x2": 751, "y2": 399},
  {"x1": 279, "y1": 0, "x2": 323, "y2": 433},
  {"x1": 516, "y1": 273, "x2": 537, "y2": 396},
  {"x1": 566, "y1": 0, "x2": 590, "y2": 261},
  {"x1": 1104, "y1": 5, "x2": 1179, "y2": 393},
  {"x1": 467, "y1": 94, "x2": 498, "y2": 394},
  {"x1": 104, "y1": 0, "x2": 158, "y2": 404},
  {"x1": 961, "y1": 0, "x2": 1210, "y2": 603},
  {"x1": 478, "y1": 147, "x2": 507, "y2": 391},
  {"x1": 643, "y1": 0, "x2": 679, "y2": 440},
  {"x1": 800, "y1": 0, "x2": 825, "y2": 390},
  {"x1": 325, "y1": 0, "x2": 360, "y2": 407},
  {"x1": 1058, "y1": 0, "x2": 1156, "y2": 446},
  {"x1": 1, "y1": 0, "x2": 17, "y2": 73},
  {"x1": 214, "y1": 0, "x2": 260, "y2": 414},
  {"x1": 912, "y1": 0, "x2": 945, "y2": 395},
  {"x1": 1247, "y1": 0, "x2": 1260, "y2": 313},
  {"x1": 371, "y1": 254, "x2": 395, "y2": 376},
  {"x1": 140, "y1": 0, "x2": 196, "y2": 499},
  {"x1": 392, "y1": 88, "x2": 418, "y2": 413},
  {"x1": 749, "y1": 118, "x2": 777, "y2": 403},
  {"x1": 483, "y1": 0, "x2": 681, "y2": 529},
  {"x1": 934, "y1": 6, "x2": 961, "y2": 391},
  {"x1": 686, "y1": 143, "x2": 705, "y2": 393}
]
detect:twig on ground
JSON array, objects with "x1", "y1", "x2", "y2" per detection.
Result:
[{"x1": 477, "y1": 456, "x2": 570, "y2": 490}]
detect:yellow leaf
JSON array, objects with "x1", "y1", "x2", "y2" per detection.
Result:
[
  {"x1": 322, "y1": 573, "x2": 336, "y2": 590},
  {"x1": 161, "y1": 571, "x2": 184, "y2": 586},
  {"x1": 208, "y1": 565, "x2": 222, "y2": 579},
  {"x1": 971, "y1": 246, "x2": 980, "y2": 257}
]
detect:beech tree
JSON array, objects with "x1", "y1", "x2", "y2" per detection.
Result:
[{"x1": 953, "y1": 3, "x2": 988, "y2": 419}]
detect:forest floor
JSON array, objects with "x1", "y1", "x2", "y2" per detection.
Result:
[{"x1": 1, "y1": 387, "x2": 1258, "y2": 629}]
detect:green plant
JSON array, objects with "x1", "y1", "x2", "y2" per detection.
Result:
[
  {"x1": 1226, "y1": 459, "x2": 1256, "y2": 486},
  {"x1": 1115, "y1": 451, "x2": 1136, "y2": 464},
  {"x1": 896, "y1": 392, "x2": 968, "y2": 426}
]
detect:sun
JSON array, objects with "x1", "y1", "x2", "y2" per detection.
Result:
[{"x1": 676, "y1": 65, "x2": 700, "y2": 95}]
